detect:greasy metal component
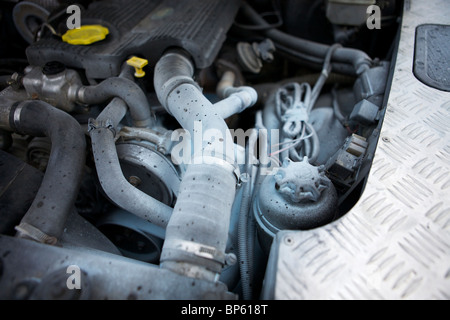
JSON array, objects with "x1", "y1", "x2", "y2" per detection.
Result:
[
  {"x1": 116, "y1": 142, "x2": 180, "y2": 205},
  {"x1": 0, "y1": 88, "x2": 29, "y2": 131},
  {"x1": 262, "y1": 0, "x2": 450, "y2": 300},
  {"x1": 236, "y1": 39, "x2": 276, "y2": 74},
  {"x1": 117, "y1": 126, "x2": 174, "y2": 156},
  {"x1": 7, "y1": 73, "x2": 24, "y2": 91},
  {"x1": 22, "y1": 66, "x2": 83, "y2": 113},
  {"x1": 0, "y1": 235, "x2": 236, "y2": 300}
]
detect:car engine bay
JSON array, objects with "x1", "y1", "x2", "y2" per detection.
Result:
[{"x1": 0, "y1": 0, "x2": 405, "y2": 300}]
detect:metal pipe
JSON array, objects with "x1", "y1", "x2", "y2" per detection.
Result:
[{"x1": 4, "y1": 100, "x2": 86, "y2": 244}]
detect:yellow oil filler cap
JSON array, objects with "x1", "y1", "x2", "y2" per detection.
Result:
[
  {"x1": 62, "y1": 25, "x2": 110, "y2": 45},
  {"x1": 126, "y1": 57, "x2": 149, "y2": 78}
]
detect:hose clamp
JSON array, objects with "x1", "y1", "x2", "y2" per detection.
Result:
[
  {"x1": 15, "y1": 222, "x2": 57, "y2": 245},
  {"x1": 168, "y1": 239, "x2": 226, "y2": 266},
  {"x1": 87, "y1": 118, "x2": 116, "y2": 137},
  {"x1": 191, "y1": 155, "x2": 241, "y2": 184},
  {"x1": 8, "y1": 101, "x2": 26, "y2": 132}
]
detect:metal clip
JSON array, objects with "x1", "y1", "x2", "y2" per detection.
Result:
[{"x1": 87, "y1": 118, "x2": 116, "y2": 137}]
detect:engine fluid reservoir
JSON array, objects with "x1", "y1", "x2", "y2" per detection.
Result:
[{"x1": 253, "y1": 157, "x2": 338, "y2": 252}]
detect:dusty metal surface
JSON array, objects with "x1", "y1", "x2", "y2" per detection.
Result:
[{"x1": 264, "y1": 0, "x2": 450, "y2": 300}]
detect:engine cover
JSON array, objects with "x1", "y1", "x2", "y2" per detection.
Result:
[{"x1": 26, "y1": 0, "x2": 242, "y2": 79}]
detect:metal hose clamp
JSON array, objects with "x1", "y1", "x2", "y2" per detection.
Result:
[{"x1": 15, "y1": 222, "x2": 57, "y2": 245}]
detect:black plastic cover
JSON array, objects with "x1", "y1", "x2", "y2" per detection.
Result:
[{"x1": 26, "y1": 0, "x2": 242, "y2": 79}]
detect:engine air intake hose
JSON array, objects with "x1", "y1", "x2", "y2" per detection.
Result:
[{"x1": 154, "y1": 50, "x2": 257, "y2": 281}]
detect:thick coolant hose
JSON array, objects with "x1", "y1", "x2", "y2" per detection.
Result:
[
  {"x1": 154, "y1": 50, "x2": 257, "y2": 281},
  {"x1": 240, "y1": 3, "x2": 372, "y2": 75},
  {"x1": 95, "y1": 97, "x2": 128, "y2": 128},
  {"x1": 89, "y1": 94, "x2": 172, "y2": 228},
  {"x1": 87, "y1": 65, "x2": 172, "y2": 230},
  {"x1": 8, "y1": 100, "x2": 86, "y2": 244},
  {"x1": 88, "y1": 118, "x2": 173, "y2": 229},
  {"x1": 77, "y1": 77, "x2": 153, "y2": 128}
]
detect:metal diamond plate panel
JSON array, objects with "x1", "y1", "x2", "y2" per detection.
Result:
[{"x1": 264, "y1": 0, "x2": 450, "y2": 300}]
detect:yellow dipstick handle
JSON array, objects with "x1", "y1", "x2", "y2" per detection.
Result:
[{"x1": 126, "y1": 57, "x2": 149, "y2": 78}]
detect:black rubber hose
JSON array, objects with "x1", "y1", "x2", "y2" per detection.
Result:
[
  {"x1": 0, "y1": 129, "x2": 13, "y2": 150},
  {"x1": 10, "y1": 100, "x2": 86, "y2": 244},
  {"x1": 77, "y1": 77, "x2": 153, "y2": 128},
  {"x1": 241, "y1": 3, "x2": 373, "y2": 75}
]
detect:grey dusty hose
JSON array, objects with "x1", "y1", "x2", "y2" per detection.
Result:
[
  {"x1": 88, "y1": 118, "x2": 172, "y2": 229},
  {"x1": 154, "y1": 50, "x2": 257, "y2": 281},
  {"x1": 77, "y1": 77, "x2": 153, "y2": 128},
  {"x1": 6, "y1": 100, "x2": 86, "y2": 244},
  {"x1": 241, "y1": 3, "x2": 372, "y2": 75},
  {"x1": 87, "y1": 65, "x2": 172, "y2": 230},
  {"x1": 95, "y1": 97, "x2": 128, "y2": 128},
  {"x1": 214, "y1": 71, "x2": 258, "y2": 119}
]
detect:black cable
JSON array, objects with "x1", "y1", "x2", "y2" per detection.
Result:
[{"x1": 240, "y1": 3, "x2": 373, "y2": 75}]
